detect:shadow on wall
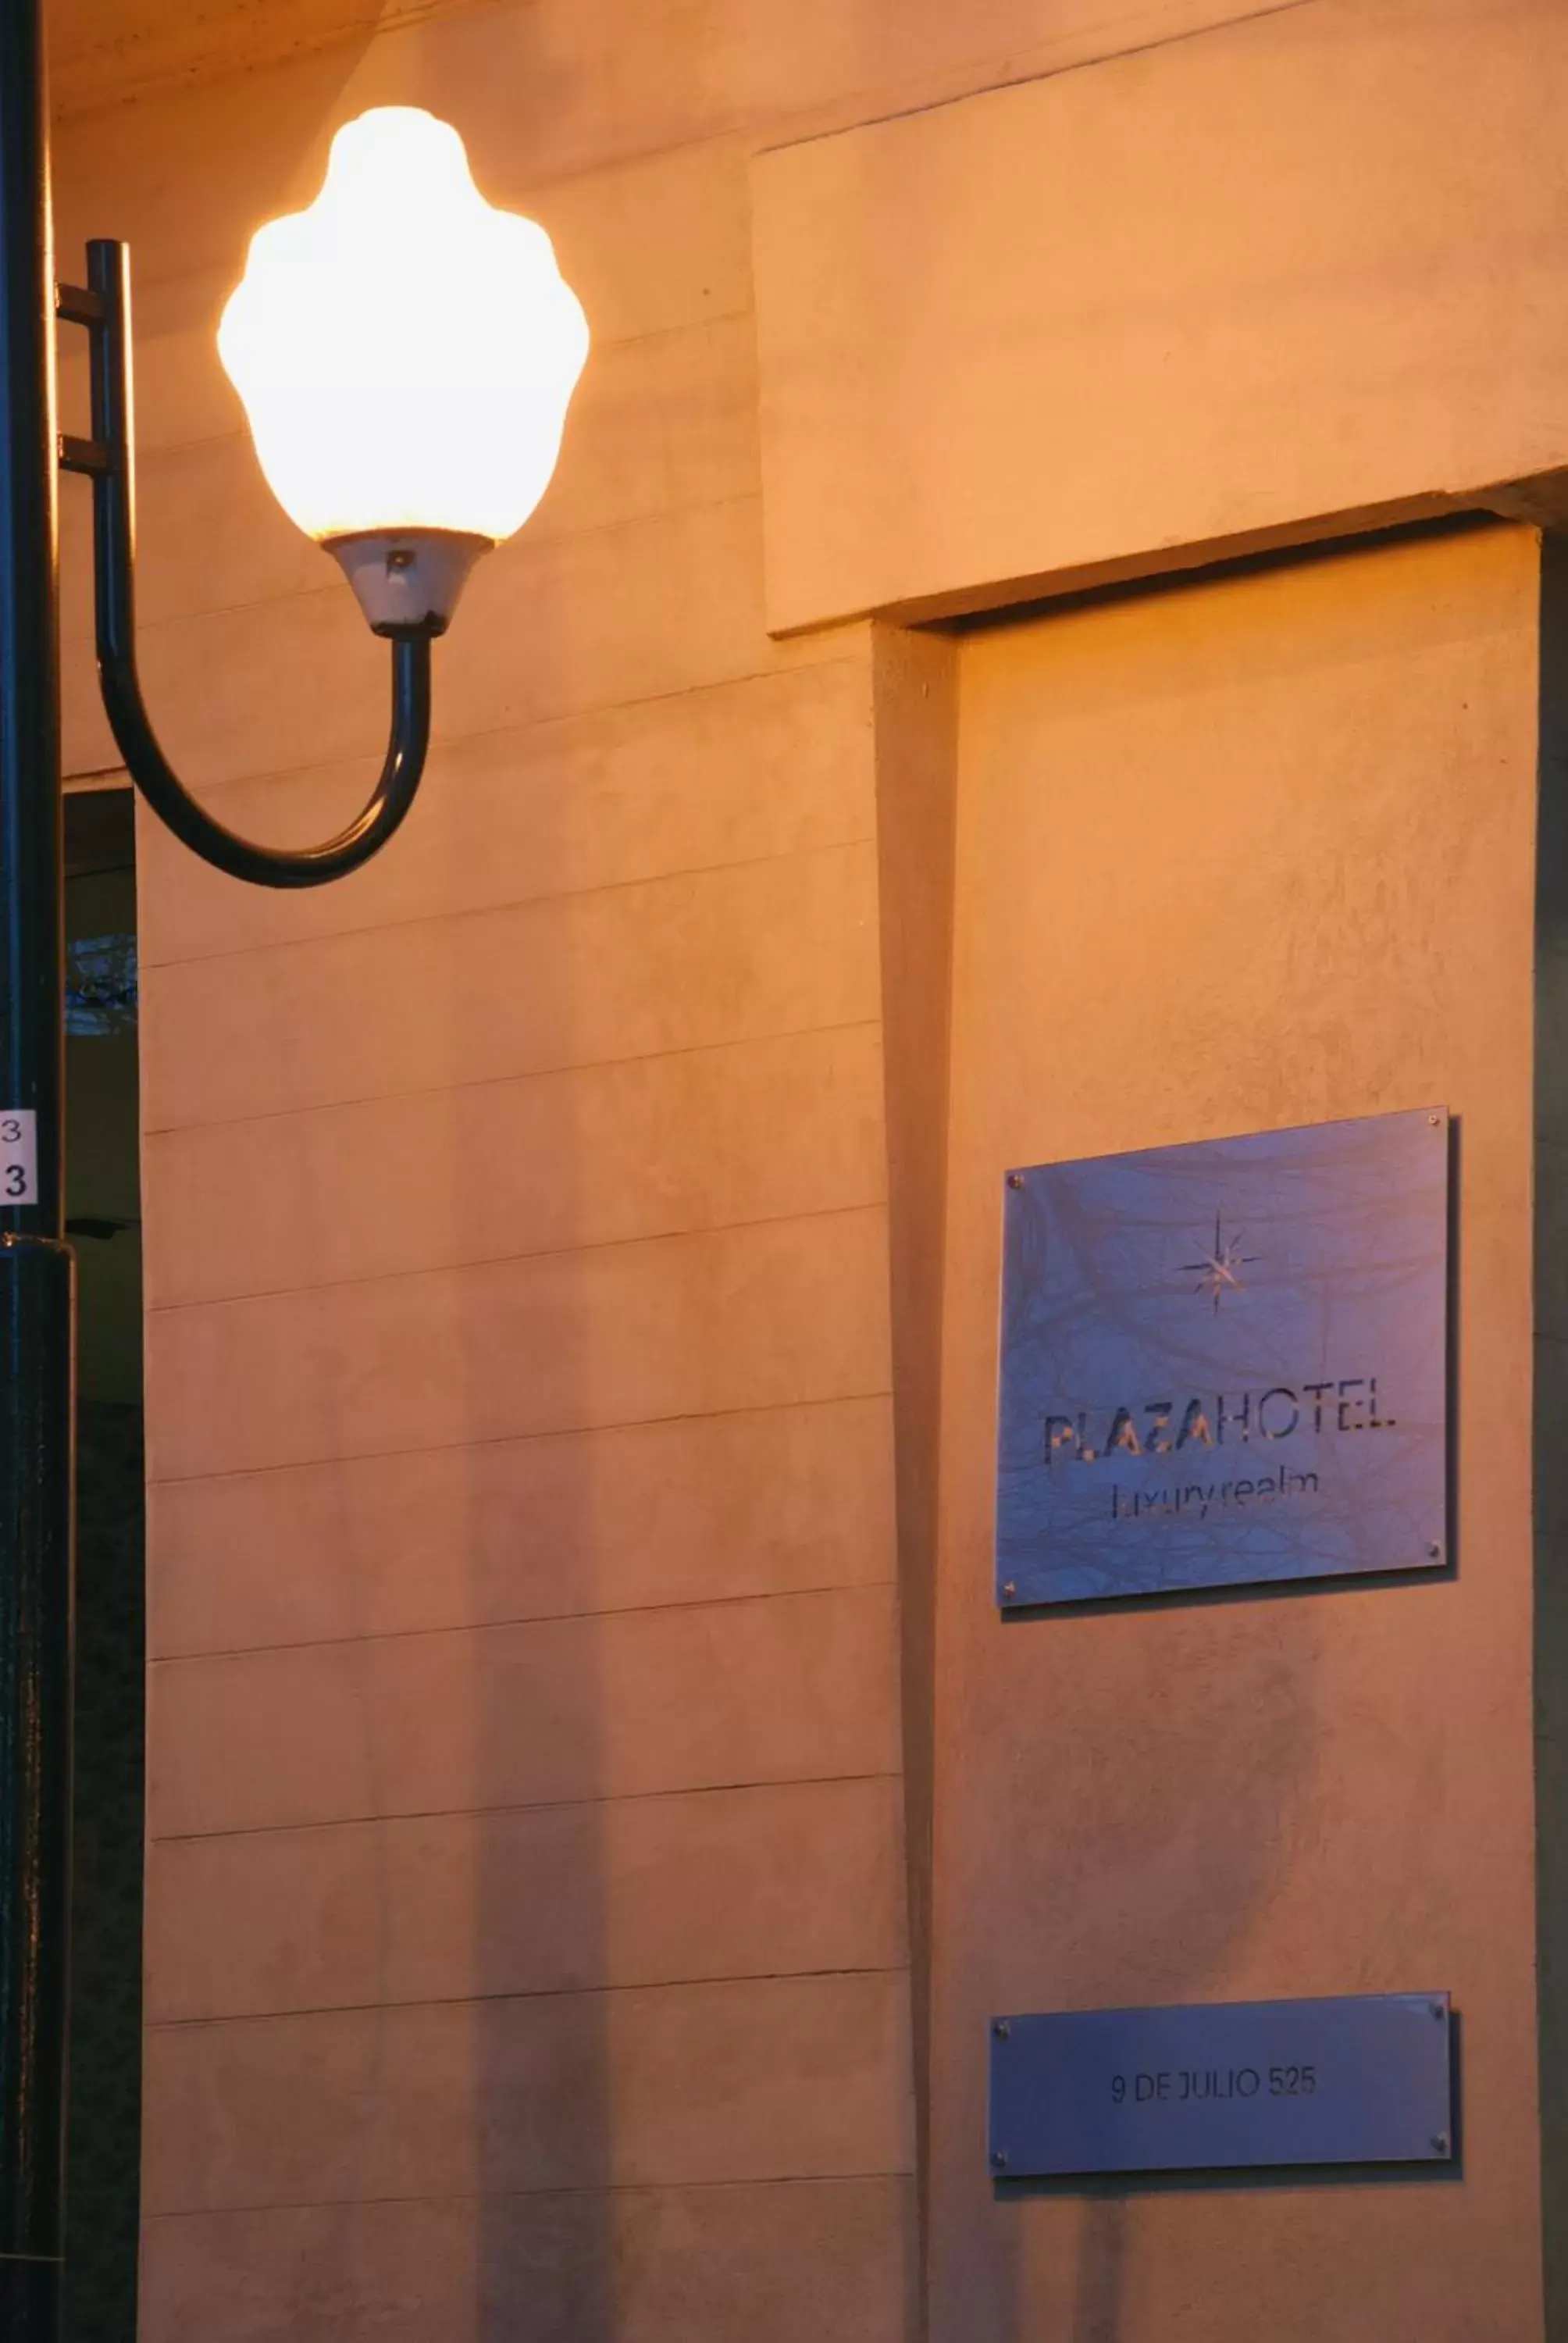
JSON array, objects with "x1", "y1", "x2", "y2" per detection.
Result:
[
  {"x1": 262, "y1": 575, "x2": 618, "y2": 2331},
  {"x1": 993, "y1": 1592, "x2": 1327, "y2": 2343}
]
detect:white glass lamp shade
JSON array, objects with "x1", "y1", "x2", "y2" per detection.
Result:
[{"x1": 218, "y1": 107, "x2": 589, "y2": 559}]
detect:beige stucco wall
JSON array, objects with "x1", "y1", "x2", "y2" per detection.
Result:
[
  {"x1": 751, "y1": 0, "x2": 1568, "y2": 633},
  {"x1": 928, "y1": 522, "x2": 1545, "y2": 2339},
  {"x1": 45, "y1": 0, "x2": 1568, "y2": 2335},
  {"x1": 44, "y1": 0, "x2": 1147, "y2": 2327}
]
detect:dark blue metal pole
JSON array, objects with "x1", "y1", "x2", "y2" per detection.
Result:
[{"x1": 0, "y1": 0, "x2": 75, "y2": 2332}]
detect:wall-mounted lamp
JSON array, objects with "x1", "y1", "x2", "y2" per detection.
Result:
[
  {"x1": 0, "y1": 12, "x2": 590, "y2": 2334},
  {"x1": 60, "y1": 102, "x2": 589, "y2": 886}
]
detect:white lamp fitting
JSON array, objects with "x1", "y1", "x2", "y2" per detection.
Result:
[
  {"x1": 323, "y1": 528, "x2": 494, "y2": 636},
  {"x1": 218, "y1": 106, "x2": 589, "y2": 625}
]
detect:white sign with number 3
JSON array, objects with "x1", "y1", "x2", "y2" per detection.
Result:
[{"x1": 1, "y1": 1111, "x2": 37, "y2": 1205}]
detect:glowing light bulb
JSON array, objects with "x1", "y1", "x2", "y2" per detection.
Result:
[{"x1": 219, "y1": 107, "x2": 589, "y2": 630}]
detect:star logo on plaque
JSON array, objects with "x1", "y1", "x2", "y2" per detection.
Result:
[{"x1": 1181, "y1": 1216, "x2": 1260, "y2": 1312}]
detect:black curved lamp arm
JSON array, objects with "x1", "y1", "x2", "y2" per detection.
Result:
[{"x1": 59, "y1": 239, "x2": 433, "y2": 891}]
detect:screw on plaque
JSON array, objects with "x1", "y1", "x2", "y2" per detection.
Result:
[
  {"x1": 1001, "y1": 1582, "x2": 1017, "y2": 1601},
  {"x1": 1430, "y1": 2002, "x2": 1445, "y2": 2022},
  {"x1": 1428, "y1": 1112, "x2": 1441, "y2": 1126},
  {"x1": 992, "y1": 2020, "x2": 1010, "y2": 2040},
  {"x1": 1427, "y1": 1542, "x2": 1442, "y2": 1560},
  {"x1": 1007, "y1": 1172, "x2": 1025, "y2": 1189},
  {"x1": 1431, "y1": 2132, "x2": 1450, "y2": 2154},
  {"x1": 990, "y1": 2149, "x2": 1010, "y2": 2170}
]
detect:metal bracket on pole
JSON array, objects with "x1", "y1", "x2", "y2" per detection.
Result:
[{"x1": 55, "y1": 434, "x2": 109, "y2": 477}]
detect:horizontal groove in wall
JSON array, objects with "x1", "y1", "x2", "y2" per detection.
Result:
[
  {"x1": 146, "y1": 1193, "x2": 887, "y2": 1320},
  {"x1": 146, "y1": 1384, "x2": 894, "y2": 1493},
  {"x1": 147, "y1": 1574, "x2": 899, "y2": 1671},
  {"x1": 148, "y1": 1956, "x2": 912, "y2": 2034}
]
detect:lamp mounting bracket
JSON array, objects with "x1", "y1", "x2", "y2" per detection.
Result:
[
  {"x1": 55, "y1": 280, "x2": 106, "y2": 328},
  {"x1": 57, "y1": 434, "x2": 111, "y2": 477}
]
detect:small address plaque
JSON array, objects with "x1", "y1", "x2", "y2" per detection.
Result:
[{"x1": 988, "y1": 1992, "x2": 1454, "y2": 2179}]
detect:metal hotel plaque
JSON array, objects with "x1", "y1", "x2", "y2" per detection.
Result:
[
  {"x1": 995, "y1": 1107, "x2": 1449, "y2": 1607},
  {"x1": 988, "y1": 1995, "x2": 1455, "y2": 2179}
]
